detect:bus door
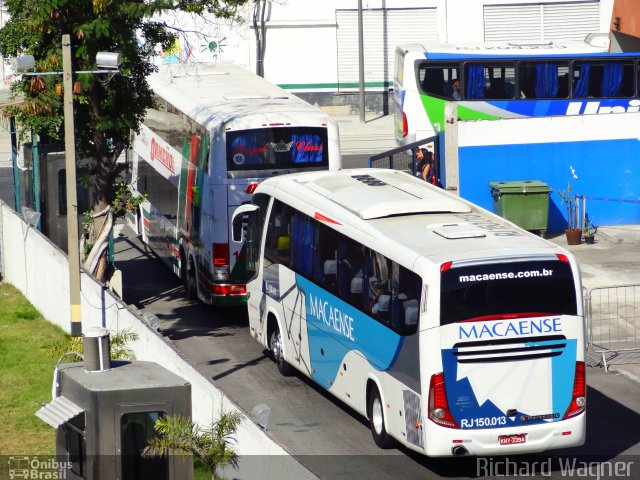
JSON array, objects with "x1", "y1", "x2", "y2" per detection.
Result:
[
  {"x1": 259, "y1": 200, "x2": 312, "y2": 374},
  {"x1": 435, "y1": 258, "x2": 584, "y2": 433},
  {"x1": 227, "y1": 181, "x2": 258, "y2": 281}
]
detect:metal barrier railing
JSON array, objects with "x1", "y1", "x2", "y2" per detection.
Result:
[
  {"x1": 368, "y1": 135, "x2": 439, "y2": 177},
  {"x1": 588, "y1": 284, "x2": 640, "y2": 372}
]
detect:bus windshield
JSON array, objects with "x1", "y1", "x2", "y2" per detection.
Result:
[
  {"x1": 440, "y1": 259, "x2": 577, "y2": 325},
  {"x1": 226, "y1": 127, "x2": 329, "y2": 172}
]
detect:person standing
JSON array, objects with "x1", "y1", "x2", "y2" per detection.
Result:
[{"x1": 415, "y1": 148, "x2": 435, "y2": 184}]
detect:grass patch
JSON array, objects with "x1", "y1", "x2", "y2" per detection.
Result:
[
  {"x1": 0, "y1": 283, "x2": 206, "y2": 476},
  {"x1": 0, "y1": 283, "x2": 67, "y2": 454}
]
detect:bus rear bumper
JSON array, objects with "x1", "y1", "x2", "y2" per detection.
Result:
[
  {"x1": 423, "y1": 413, "x2": 586, "y2": 457},
  {"x1": 210, "y1": 294, "x2": 247, "y2": 306},
  {"x1": 200, "y1": 277, "x2": 247, "y2": 306}
]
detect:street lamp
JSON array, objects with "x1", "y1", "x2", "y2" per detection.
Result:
[{"x1": 11, "y1": 34, "x2": 120, "y2": 335}]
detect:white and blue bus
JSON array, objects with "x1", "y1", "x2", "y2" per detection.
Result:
[
  {"x1": 394, "y1": 39, "x2": 640, "y2": 145},
  {"x1": 233, "y1": 168, "x2": 586, "y2": 456},
  {"x1": 130, "y1": 64, "x2": 341, "y2": 305}
]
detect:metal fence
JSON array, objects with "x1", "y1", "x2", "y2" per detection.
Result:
[
  {"x1": 588, "y1": 284, "x2": 640, "y2": 372},
  {"x1": 368, "y1": 135, "x2": 439, "y2": 177}
]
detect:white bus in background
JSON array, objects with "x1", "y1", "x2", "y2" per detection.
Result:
[
  {"x1": 233, "y1": 168, "x2": 586, "y2": 456},
  {"x1": 130, "y1": 63, "x2": 341, "y2": 306},
  {"x1": 394, "y1": 39, "x2": 640, "y2": 145}
]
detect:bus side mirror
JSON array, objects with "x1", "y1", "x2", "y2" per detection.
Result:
[{"x1": 231, "y1": 204, "x2": 259, "y2": 243}]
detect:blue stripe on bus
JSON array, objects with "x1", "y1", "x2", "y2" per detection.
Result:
[
  {"x1": 461, "y1": 99, "x2": 639, "y2": 117},
  {"x1": 296, "y1": 275, "x2": 404, "y2": 387},
  {"x1": 548, "y1": 339, "x2": 577, "y2": 416}
]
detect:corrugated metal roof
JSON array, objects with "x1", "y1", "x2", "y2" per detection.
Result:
[{"x1": 35, "y1": 396, "x2": 84, "y2": 429}]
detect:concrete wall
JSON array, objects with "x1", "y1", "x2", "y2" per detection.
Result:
[
  {"x1": 0, "y1": 201, "x2": 316, "y2": 479},
  {"x1": 456, "y1": 112, "x2": 640, "y2": 232}
]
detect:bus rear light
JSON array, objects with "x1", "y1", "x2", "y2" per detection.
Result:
[
  {"x1": 211, "y1": 284, "x2": 246, "y2": 296},
  {"x1": 213, "y1": 243, "x2": 229, "y2": 267},
  {"x1": 246, "y1": 183, "x2": 259, "y2": 194},
  {"x1": 428, "y1": 373, "x2": 459, "y2": 428},
  {"x1": 563, "y1": 361, "x2": 586, "y2": 419},
  {"x1": 557, "y1": 254, "x2": 570, "y2": 263},
  {"x1": 402, "y1": 112, "x2": 408, "y2": 138}
]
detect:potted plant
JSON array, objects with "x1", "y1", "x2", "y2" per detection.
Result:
[
  {"x1": 557, "y1": 184, "x2": 581, "y2": 245},
  {"x1": 583, "y1": 215, "x2": 597, "y2": 244}
]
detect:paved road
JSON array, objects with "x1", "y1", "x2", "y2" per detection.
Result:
[
  {"x1": 114, "y1": 226, "x2": 640, "y2": 480},
  {"x1": 3, "y1": 163, "x2": 639, "y2": 478}
]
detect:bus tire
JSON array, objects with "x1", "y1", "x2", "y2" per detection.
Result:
[
  {"x1": 181, "y1": 254, "x2": 197, "y2": 301},
  {"x1": 367, "y1": 386, "x2": 394, "y2": 449},
  {"x1": 269, "y1": 322, "x2": 294, "y2": 376}
]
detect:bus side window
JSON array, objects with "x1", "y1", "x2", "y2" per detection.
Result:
[
  {"x1": 421, "y1": 67, "x2": 445, "y2": 96},
  {"x1": 343, "y1": 240, "x2": 366, "y2": 309},
  {"x1": 316, "y1": 223, "x2": 339, "y2": 292},
  {"x1": 265, "y1": 200, "x2": 293, "y2": 266},
  {"x1": 390, "y1": 263, "x2": 420, "y2": 335}
]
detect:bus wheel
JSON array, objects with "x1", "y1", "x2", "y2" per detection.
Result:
[
  {"x1": 181, "y1": 256, "x2": 197, "y2": 301},
  {"x1": 269, "y1": 323, "x2": 293, "y2": 376},
  {"x1": 368, "y1": 387, "x2": 394, "y2": 449}
]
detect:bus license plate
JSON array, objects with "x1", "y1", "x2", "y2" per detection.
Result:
[{"x1": 499, "y1": 434, "x2": 527, "y2": 445}]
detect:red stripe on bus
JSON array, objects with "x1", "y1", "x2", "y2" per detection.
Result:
[{"x1": 314, "y1": 212, "x2": 341, "y2": 225}]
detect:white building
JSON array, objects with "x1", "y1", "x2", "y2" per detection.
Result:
[
  {"x1": 157, "y1": 0, "x2": 615, "y2": 113},
  {"x1": 3, "y1": 1, "x2": 615, "y2": 112}
]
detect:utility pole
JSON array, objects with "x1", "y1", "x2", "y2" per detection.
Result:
[
  {"x1": 62, "y1": 34, "x2": 82, "y2": 336},
  {"x1": 358, "y1": 0, "x2": 366, "y2": 123}
]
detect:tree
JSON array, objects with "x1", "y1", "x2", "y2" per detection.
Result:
[
  {"x1": 0, "y1": 0, "x2": 248, "y2": 279},
  {"x1": 143, "y1": 411, "x2": 244, "y2": 479}
]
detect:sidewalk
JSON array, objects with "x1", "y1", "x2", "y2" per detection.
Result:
[
  {"x1": 550, "y1": 227, "x2": 640, "y2": 385},
  {"x1": 331, "y1": 113, "x2": 396, "y2": 156}
]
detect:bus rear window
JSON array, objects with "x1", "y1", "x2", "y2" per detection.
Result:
[
  {"x1": 226, "y1": 127, "x2": 328, "y2": 171},
  {"x1": 440, "y1": 260, "x2": 577, "y2": 325}
]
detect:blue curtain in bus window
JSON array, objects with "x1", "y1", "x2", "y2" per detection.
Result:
[
  {"x1": 291, "y1": 215, "x2": 304, "y2": 270},
  {"x1": 230, "y1": 135, "x2": 263, "y2": 166},
  {"x1": 574, "y1": 63, "x2": 591, "y2": 98},
  {"x1": 535, "y1": 63, "x2": 558, "y2": 98},
  {"x1": 601, "y1": 63, "x2": 623, "y2": 97},
  {"x1": 466, "y1": 65, "x2": 485, "y2": 99},
  {"x1": 301, "y1": 218, "x2": 314, "y2": 276},
  {"x1": 291, "y1": 134, "x2": 323, "y2": 164}
]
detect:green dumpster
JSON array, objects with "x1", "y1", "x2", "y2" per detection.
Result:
[{"x1": 489, "y1": 180, "x2": 551, "y2": 235}]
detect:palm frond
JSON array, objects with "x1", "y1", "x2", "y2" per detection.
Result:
[
  {"x1": 144, "y1": 410, "x2": 244, "y2": 476},
  {"x1": 39, "y1": 328, "x2": 139, "y2": 361}
]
